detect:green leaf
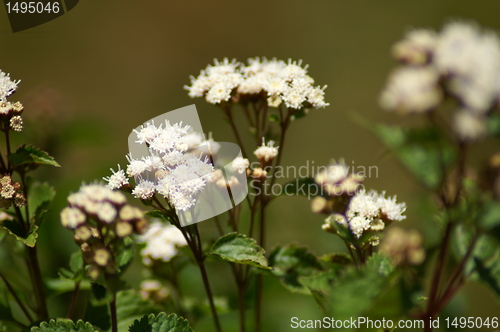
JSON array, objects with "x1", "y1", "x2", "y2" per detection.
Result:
[
  {"x1": 181, "y1": 297, "x2": 229, "y2": 324},
  {"x1": 278, "y1": 178, "x2": 322, "y2": 198},
  {"x1": 319, "y1": 253, "x2": 352, "y2": 266},
  {"x1": 0, "y1": 219, "x2": 38, "y2": 247},
  {"x1": 299, "y1": 269, "x2": 338, "y2": 312},
  {"x1": 116, "y1": 290, "x2": 159, "y2": 332},
  {"x1": 371, "y1": 124, "x2": 456, "y2": 189},
  {"x1": 327, "y1": 254, "x2": 394, "y2": 320},
  {"x1": 300, "y1": 254, "x2": 395, "y2": 318},
  {"x1": 474, "y1": 257, "x2": 500, "y2": 297},
  {"x1": 268, "y1": 244, "x2": 324, "y2": 294},
  {"x1": 46, "y1": 279, "x2": 91, "y2": 294},
  {"x1": 30, "y1": 319, "x2": 98, "y2": 332},
  {"x1": 57, "y1": 252, "x2": 85, "y2": 283},
  {"x1": 128, "y1": 313, "x2": 194, "y2": 332},
  {"x1": 9, "y1": 145, "x2": 60, "y2": 169},
  {"x1": 268, "y1": 113, "x2": 280, "y2": 123},
  {"x1": 479, "y1": 200, "x2": 500, "y2": 230},
  {"x1": 208, "y1": 233, "x2": 271, "y2": 269},
  {"x1": 487, "y1": 112, "x2": 500, "y2": 138},
  {"x1": 116, "y1": 237, "x2": 135, "y2": 274},
  {"x1": 28, "y1": 182, "x2": 56, "y2": 226},
  {"x1": 89, "y1": 283, "x2": 112, "y2": 306},
  {"x1": 290, "y1": 108, "x2": 308, "y2": 121},
  {"x1": 83, "y1": 303, "x2": 110, "y2": 332}
]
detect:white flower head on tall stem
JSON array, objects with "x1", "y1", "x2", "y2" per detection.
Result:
[
  {"x1": 254, "y1": 138, "x2": 279, "y2": 163},
  {"x1": 0, "y1": 70, "x2": 20, "y2": 101},
  {"x1": 337, "y1": 189, "x2": 406, "y2": 238}
]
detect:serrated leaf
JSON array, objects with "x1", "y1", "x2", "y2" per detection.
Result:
[
  {"x1": 116, "y1": 290, "x2": 159, "y2": 332},
  {"x1": 208, "y1": 233, "x2": 270, "y2": 269},
  {"x1": 9, "y1": 145, "x2": 60, "y2": 169},
  {"x1": 0, "y1": 219, "x2": 38, "y2": 247},
  {"x1": 371, "y1": 124, "x2": 456, "y2": 189},
  {"x1": 268, "y1": 244, "x2": 324, "y2": 294},
  {"x1": 30, "y1": 319, "x2": 98, "y2": 332},
  {"x1": 278, "y1": 178, "x2": 321, "y2": 198},
  {"x1": 128, "y1": 313, "x2": 194, "y2": 332}
]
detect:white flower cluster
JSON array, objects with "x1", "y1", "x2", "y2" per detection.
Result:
[
  {"x1": 381, "y1": 21, "x2": 500, "y2": 141},
  {"x1": 185, "y1": 57, "x2": 329, "y2": 109},
  {"x1": 314, "y1": 160, "x2": 364, "y2": 196},
  {"x1": 104, "y1": 120, "x2": 215, "y2": 211},
  {"x1": 231, "y1": 157, "x2": 250, "y2": 174},
  {"x1": 326, "y1": 189, "x2": 406, "y2": 239},
  {"x1": 61, "y1": 184, "x2": 147, "y2": 278},
  {"x1": 0, "y1": 70, "x2": 20, "y2": 101},
  {"x1": 137, "y1": 221, "x2": 187, "y2": 265},
  {"x1": 254, "y1": 139, "x2": 279, "y2": 163}
]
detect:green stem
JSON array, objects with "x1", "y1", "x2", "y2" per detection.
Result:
[
  {"x1": 196, "y1": 255, "x2": 222, "y2": 332},
  {"x1": 66, "y1": 281, "x2": 80, "y2": 319},
  {"x1": 27, "y1": 246, "x2": 48, "y2": 319},
  {"x1": 109, "y1": 293, "x2": 118, "y2": 332},
  {"x1": 0, "y1": 272, "x2": 34, "y2": 322},
  {"x1": 425, "y1": 221, "x2": 453, "y2": 330}
]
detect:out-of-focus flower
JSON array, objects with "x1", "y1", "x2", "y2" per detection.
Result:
[
  {"x1": 452, "y1": 109, "x2": 488, "y2": 142},
  {"x1": 380, "y1": 67, "x2": 442, "y2": 114},
  {"x1": 379, "y1": 227, "x2": 425, "y2": 265},
  {"x1": 137, "y1": 221, "x2": 187, "y2": 265}
]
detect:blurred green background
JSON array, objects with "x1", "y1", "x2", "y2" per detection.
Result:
[{"x1": 1, "y1": 1, "x2": 500, "y2": 331}]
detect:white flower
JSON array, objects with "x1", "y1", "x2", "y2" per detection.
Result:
[
  {"x1": 380, "y1": 66, "x2": 442, "y2": 113},
  {"x1": 134, "y1": 122, "x2": 161, "y2": 145},
  {"x1": 60, "y1": 207, "x2": 86, "y2": 229},
  {"x1": 452, "y1": 109, "x2": 487, "y2": 142},
  {"x1": 333, "y1": 189, "x2": 406, "y2": 238},
  {"x1": 103, "y1": 165, "x2": 129, "y2": 190},
  {"x1": 0, "y1": 70, "x2": 20, "y2": 101},
  {"x1": 137, "y1": 222, "x2": 187, "y2": 265},
  {"x1": 307, "y1": 86, "x2": 329, "y2": 108},
  {"x1": 187, "y1": 57, "x2": 328, "y2": 109},
  {"x1": 182, "y1": 132, "x2": 204, "y2": 150},
  {"x1": 232, "y1": 157, "x2": 250, "y2": 174},
  {"x1": 392, "y1": 29, "x2": 438, "y2": 64},
  {"x1": 126, "y1": 157, "x2": 148, "y2": 177},
  {"x1": 132, "y1": 180, "x2": 156, "y2": 200},
  {"x1": 96, "y1": 202, "x2": 117, "y2": 223},
  {"x1": 434, "y1": 22, "x2": 500, "y2": 112},
  {"x1": 254, "y1": 139, "x2": 279, "y2": 162},
  {"x1": 185, "y1": 58, "x2": 242, "y2": 104}
]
